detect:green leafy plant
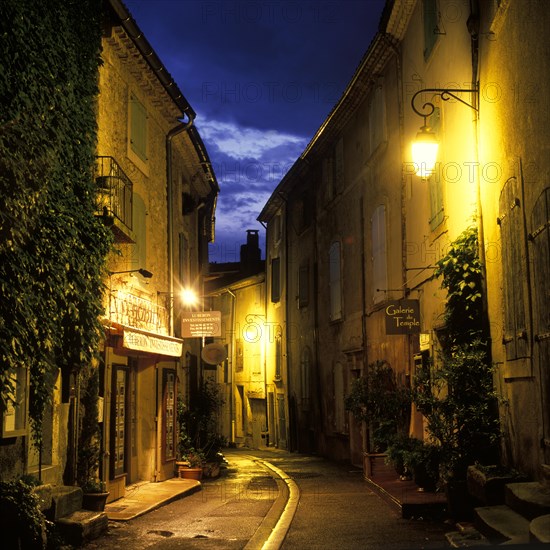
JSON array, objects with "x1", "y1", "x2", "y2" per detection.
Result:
[
  {"x1": 177, "y1": 380, "x2": 226, "y2": 464},
  {"x1": 345, "y1": 360, "x2": 411, "y2": 452},
  {"x1": 412, "y1": 226, "x2": 500, "y2": 484},
  {"x1": 0, "y1": 479, "x2": 48, "y2": 549},
  {"x1": 0, "y1": 0, "x2": 112, "y2": 450}
]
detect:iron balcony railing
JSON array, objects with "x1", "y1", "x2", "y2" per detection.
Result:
[{"x1": 95, "y1": 156, "x2": 133, "y2": 233}]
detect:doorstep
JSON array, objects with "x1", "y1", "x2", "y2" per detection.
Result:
[{"x1": 104, "y1": 478, "x2": 201, "y2": 521}]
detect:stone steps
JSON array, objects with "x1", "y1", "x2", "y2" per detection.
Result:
[
  {"x1": 43, "y1": 485, "x2": 108, "y2": 545},
  {"x1": 474, "y1": 504, "x2": 530, "y2": 545},
  {"x1": 447, "y1": 475, "x2": 550, "y2": 546},
  {"x1": 56, "y1": 509, "x2": 109, "y2": 546},
  {"x1": 530, "y1": 514, "x2": 550, "y2": 544}
]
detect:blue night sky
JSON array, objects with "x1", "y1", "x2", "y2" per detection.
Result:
[{"x1": 123, "y1": 0, "x2": 386, "y2": 262}]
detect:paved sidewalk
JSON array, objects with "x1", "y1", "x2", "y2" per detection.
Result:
[{"x1": 104, "y1": 477, "x2": 201, "y2": 521}]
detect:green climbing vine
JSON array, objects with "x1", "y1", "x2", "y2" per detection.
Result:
[
  {"x1": 432, "y1": 224, "x2": 485, "y2": 344},
  {"x1": 0, "y1": 0, "x2": 112, "y2": 443},
  {"x1": 412, "y1": 225, "x2": 500, "y2": 481}
]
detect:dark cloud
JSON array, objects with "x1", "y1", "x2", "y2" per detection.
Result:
[{"x1": 123, "y1": 0, "x2": 385, "y2": 258}]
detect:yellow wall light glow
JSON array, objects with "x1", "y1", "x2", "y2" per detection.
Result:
[{"x1": 412, "y1": 125, "x2": 439, "y2": 177}]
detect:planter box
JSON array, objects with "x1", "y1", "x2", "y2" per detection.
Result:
[{"x1": 467, "y1": 465, "x2": 528, "y2": 505}]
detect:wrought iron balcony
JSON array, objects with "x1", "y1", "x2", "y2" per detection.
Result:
[{"x1": 95, "y1": 156, "x2": 134, "y2": 243}]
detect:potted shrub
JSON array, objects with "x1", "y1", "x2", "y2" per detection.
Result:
[
  {"x1": 411, "y1": 226, "x2": 501, "y2": 518},
  {"x1": 76, "y1": 366, "x2": 109, "y2": 510},
  {"x1": 176, "y1": 447, "x2": 205, "y2": 480},
  {"x1": 176, "y1": 380, "x2": 226, "y2": 480},
  {"x1": 345, "y1": 360, "x2": 411, "y2": 477}
]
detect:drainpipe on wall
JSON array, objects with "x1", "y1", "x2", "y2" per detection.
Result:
[{"x1": 166, "y1": 113, "x2": 195, "y2": 334}]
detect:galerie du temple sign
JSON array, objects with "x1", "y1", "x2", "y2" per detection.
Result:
[{"x1": 385, "y1": 300, "x2": 421, "y2": 334}]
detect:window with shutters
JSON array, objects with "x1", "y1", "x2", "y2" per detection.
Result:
[
  {"x1": 498, "y1": 176, "x2": 530, "y2": 360},
  {"x1": 368, "y1": 85, "x2": 387, "y2": 157},
  {"x1": 530, "y1": 187, "x2": 550, "y2": 346},
  {"x1": 271, "y1": 257, "x2": 281, "y2": 303},
  {"x1": 129, "y1": 93, "x2": 148, "y2": 163},
  {"x1": 372, "y1": 205, "x2": 388, "y2": 304},
  {"x1": 530, "y1": 186, "x2": 550, "y2": 460},
  {"x1": 423, "y1": 0, "x2": 440, "y2": 61},
  {"x1": 329, "y1": 241, "x2": 342, "y2": 320}
]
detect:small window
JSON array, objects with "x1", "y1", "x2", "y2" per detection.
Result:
[
  {"x1": 271, "y1": 257, "x2": 281, "y2": 303},
  {"x1": 329, "y1": 241, "x2": 342, "y2": 320},
  {"x1": 130, "y1": 94, "x2": 148, "y2": 163},
  {"x1": 1, "y1": 366, "x2": 29, "y2": 438},
  {"x1": 368, "y1": 85, "x2": 387, "y2": 156},
  {"x1": 423, "y1": 0, "x2": 439, "y2": 61}
]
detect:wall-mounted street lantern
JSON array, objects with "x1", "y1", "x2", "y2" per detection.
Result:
[
  {"x1": 109, "y1": 268, "x2": 153, "y2": 278},
  {"x1": 411, "y1": 87, "x2": 478, "y2": 178}
]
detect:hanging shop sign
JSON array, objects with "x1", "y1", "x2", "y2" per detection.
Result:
[
  {"x1": 385, "y1": 300, "x2": 421, "y2": 334},
  {"x1": 182, "y1": 311, "x2": 222, "y2": 338}
]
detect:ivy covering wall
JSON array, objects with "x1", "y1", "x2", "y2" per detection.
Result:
[{"x1": 0, "y1": 0, "x2": 112, "y2": 441}]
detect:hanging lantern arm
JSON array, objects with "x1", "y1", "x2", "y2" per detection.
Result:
[{"x1": 411, "y1": 87, "x2": 479, "y2": 120}]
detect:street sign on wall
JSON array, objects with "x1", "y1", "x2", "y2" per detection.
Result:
[
  {"x1": 181, "y1": 311, "x2": 222, "y2": 338},
  {"x1": 385, "y1": 300, "x2": 421, "y2": 334}
]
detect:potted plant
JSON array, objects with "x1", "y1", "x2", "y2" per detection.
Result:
[
  {"x1": 411, "y1": 226, "x2": 501, "y2": 518},
  {"x1": 76, "y1": 366, "x2": 109, "y2": 510},
  {"x1": 176, "y1": 380, "x2": 226, "y2": 480},
  {"x1": 176, "y1": 447, "x2": 205, "y2": 480},
  {"x1": 345, "y1": 360, "x2": 411, "y2": 477}
]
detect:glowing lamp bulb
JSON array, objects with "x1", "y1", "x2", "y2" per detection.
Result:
[
  {"x1": 412, "y1": 125, "x2": 438, "y2": 178},
  {"x1": 181, "y1": 288, "x2": 198, "y2": 305}
]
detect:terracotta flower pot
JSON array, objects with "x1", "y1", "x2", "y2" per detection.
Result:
[{"x1": 176, "y1": 463, "x2": 203, "y2": 480}]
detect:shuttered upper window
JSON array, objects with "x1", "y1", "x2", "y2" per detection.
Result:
[
  {"x1": 372, "y1": 205, "x2": 387, "y2": 304},
  {"x1": 329, "y1": 241, "x2": 342, "y2": 320},
  {"x1": 498, "y1": 176, "x2": 530, "y2": 360},
  {"x1": 530, "y1": 187, "x2": 550, "y2": 347},
  {"x1": 423, "y1": 0, "x2": 439, "y2": 61},
  {"x1": 130, "y1": 94, "x2": 147, "y2": 163}
]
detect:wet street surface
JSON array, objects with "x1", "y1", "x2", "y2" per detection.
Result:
[{"x1": 82, "y1": 448, "x2": 450, "y2": 549}]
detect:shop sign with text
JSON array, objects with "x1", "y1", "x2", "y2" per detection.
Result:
[
  {"x1": 182, "y1": 311, "x2": 222, "y2": 338},
  {"x1": 385, "y1": 300, "x2": 421, "y2": 334}
]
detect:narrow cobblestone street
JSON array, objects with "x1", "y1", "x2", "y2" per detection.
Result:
[{"x1": 83, "y1": 449, "x2": 450, "y2": 549}]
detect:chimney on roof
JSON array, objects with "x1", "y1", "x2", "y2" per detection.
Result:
[{"x1": 240, "y1": 229, "x2": 261, "y2": 274}]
